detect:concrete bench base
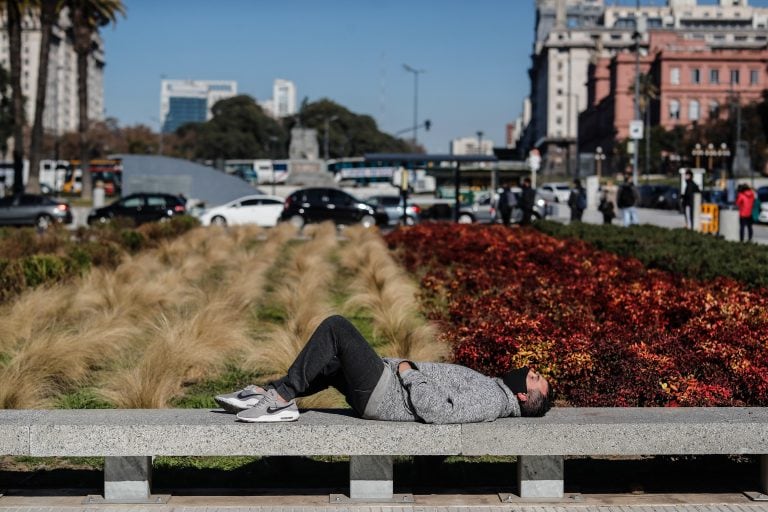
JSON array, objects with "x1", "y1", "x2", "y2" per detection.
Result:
[{"x1": 2, "y1": 408, "x2": 768, "y2": 503}]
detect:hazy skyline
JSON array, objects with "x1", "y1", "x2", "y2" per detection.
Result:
[{"x1": 103, "y1": 0, "x2": 768, "y2": 154}]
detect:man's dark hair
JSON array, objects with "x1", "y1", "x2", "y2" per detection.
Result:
[{"x1": 520, "y1": 388, "x2": 552, "y2": 417}]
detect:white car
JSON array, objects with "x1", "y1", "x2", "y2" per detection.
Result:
[
  {"x1": 537, "y1": 182, "x2": 572, "y2": 203},
  {"x1": 198, "y1": 194, "x2": 284, "y2": 227}
]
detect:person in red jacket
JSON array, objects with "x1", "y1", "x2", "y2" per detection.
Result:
[{"x1": 735, "y1": 183, "x2": 756, "y2": 242}]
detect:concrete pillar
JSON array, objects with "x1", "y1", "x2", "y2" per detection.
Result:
[
  {"x1": 349, "y1": 455, "x2": 393, "y2": 500},
  {"x1": 104, "y1": 456, "x2": 152, "y2": 501},
  {"x1": 720, "y1": 209, "x2": 740, "y2": 242},
  {"x1": 693, "y1": 193, "x2": 702, "y2": 232},
  {"x1": 518, "y1": 455, "x2": 564, "y2": 498}
]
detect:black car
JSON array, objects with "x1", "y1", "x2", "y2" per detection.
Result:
[
  {"x1": 0, "y1": 193, "x2": 73, "y2": 229},
  {"x1": 637, "y1": 184, "x2": 680, "y2": 210},
  {"x1": 280, "y1": 187, "x2": 388, "y2": 228},
  {"x1": 87, "y1": 193, "x2": 187, "y2": 225}
]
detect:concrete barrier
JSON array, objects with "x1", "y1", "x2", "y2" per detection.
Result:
[
  {"x1": 720, "y1": 209, "x2": 741, "y2": 241},
  {"x1": 2, "y1": 408, "x2": 767, "y2": 503}
]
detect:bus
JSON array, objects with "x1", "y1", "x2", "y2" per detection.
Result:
[
  {"x1": 63, "y1": 159, "x2": 123, "y2": 196},
  {"x1": 327, "y1": 157, "x2": 436, "y2": 193}
]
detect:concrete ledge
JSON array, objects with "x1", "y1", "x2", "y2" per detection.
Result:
[
  {"x1": 2, "y1": 407, "x2": 768, "y2": 458},
  {"x1": 462, "y1": 408, "x2": 768, "y2": 456}
]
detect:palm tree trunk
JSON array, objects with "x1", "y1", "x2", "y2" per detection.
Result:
[
  {"x1": 28, "y1": 0, "x2": 59, "y2": 194},
  {"x1": 7, "y1": 1, "x2": 25, "y2": 195},
  {"x1": 72, "y1": 5, "x2": 92, "y2": 199}
]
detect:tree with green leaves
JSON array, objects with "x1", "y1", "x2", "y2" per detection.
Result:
[
  {"x1": 68, "y1": 0, "x2": 125, "y2": 199},
  {"x1": 27, "y1": 0, "x2": 64, "y2": 194}
]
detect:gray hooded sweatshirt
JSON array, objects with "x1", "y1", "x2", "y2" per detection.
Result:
[{"x1": 362, "y1": 358, "x2": 521, "y2": 423}]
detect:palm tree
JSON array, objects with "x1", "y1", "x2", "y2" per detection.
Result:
[
  {"x1": 27, "y1": 0, "x2": 64, "y2": 194},
  {"x1": 4, "y1": 0, "x2": 27, "y2": 195},
  {"x1": 68, "y1": 0, "x2": 124, "y2": 199}
]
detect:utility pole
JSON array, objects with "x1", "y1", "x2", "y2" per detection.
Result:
[
  {"x1": 632, "y1": 0, "x2": 641, "y2": 186},
  {"x1": 403, "y1": 64, "x2": 425, "y2": 147}
]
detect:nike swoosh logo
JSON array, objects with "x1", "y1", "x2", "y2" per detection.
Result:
[{"x1": 267, "y1": 403, "x2": 294, "y2": 413}]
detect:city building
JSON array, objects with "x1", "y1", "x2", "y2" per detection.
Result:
[
  {"x1": 450, "y1": 136, "x2": 495, "y2": 156},
  {"x1": 160, "y1": 79, "x2": 237, "y2": 134},
  {"x1": 0, "y1": 8, "x2": 105, "y2": 137},
  {"x1": 273, "y1": 79, "x2": 297, "y2": 118},
  {"x1": 519, "y1": 0, "x2": 768, "y2": 176}
]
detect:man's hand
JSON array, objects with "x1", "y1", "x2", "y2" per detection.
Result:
[{"x1": 397, "y1": 361, "x2": 413, "y2": 374}]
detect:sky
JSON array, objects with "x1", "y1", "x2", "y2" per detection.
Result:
[{"x1": 103, "y1": 0, "x2": 768, "y2": 154}]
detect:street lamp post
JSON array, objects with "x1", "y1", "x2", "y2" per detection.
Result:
[
  {"x1": 477, "y1": 131, "x2": 484, "y2": 155},
  {"x1": 324, "y1": 115, "x2": 339, "y2": 160},
  {"x1": 692, "y1": 143, "x2": 704, "y2": 169},
  {"x1": 403, "y1": 64, "x2": 425, "y2": 147},
  {"x1": 705, "y1": 142, "x2": 717, "y2": 173},
  {"x1": 632, "y1": 0, "x2": 642, "y2": 186},
  {"x1": 594, "y1": 146, "x2": 606, "y2": 178}
]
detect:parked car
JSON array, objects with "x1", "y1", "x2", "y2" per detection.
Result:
[
  {"x1": 757, "y1": 186, "x2": 768, "y2": 224},
  {"x1": 0, "y1": 193, "x2": 72, "y2": 229},
  {"x1": 418, "y1": 190, "x2": 549, "y2": 224},
  {"x1": 87, "y1": 192, "x2": 187, "y2": 225},
  {"x1": 279, "y1": 187, "x2": 388, "y2": 228},
  {"x1": 198, "y1": 194, "x2": 284, "y2": 227},
  {"x1": 638, "y1": 184, "x2": 681, "y2": 210},
  {"x1": 537, "y1": 182, "x2": 571, "y2": 203},
  {"x1": 364, "y1": 194, "x2": 421, "y2": 226}
]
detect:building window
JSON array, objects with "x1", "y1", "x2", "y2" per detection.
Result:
[
  {"x1": 730, "y1": 69, "x2": 740, "y2": 85},
  {"x1": 709, "y1": 69, "x2": 719, "y2": 84},
  {"x1": 689, "y1": 100, "x2": 700, "y2": 121},
  {"x1": 709, "y1": 100, "x2": 719, "y2": 118},
  {"x1": 669, "y1": 100, "x2": 680, "y2": 120},
  {"x1": 750, "y1": 69, "x2": 759, "y2": 85},
  {"x1": 691, "y1": 68, "x2": 701, "y2": 84},
  {"x1": 670, "y1": 67, "x2": 680, "y2": 85}
]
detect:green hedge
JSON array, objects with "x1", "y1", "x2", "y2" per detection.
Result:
[
  {"x1": 533, "y1": 221, "x2": 768, "y2": 289},
  {"x1": 0, "y1": 216, "x2": 200, "y2": 303}
]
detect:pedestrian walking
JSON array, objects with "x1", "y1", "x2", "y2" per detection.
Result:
[
  {"x1": 681, "y1": 170, "x2": 700, "y2": 230},
  {"x1": 735, "y1": 183, "x2": 756, "y2": 242},
  {"x1": 519, "y1": 177, "x2": 536, "y2": 226},
  {"x1": 497, "y1": 183, "x2": 515, "y2": 227},
  {"x1": 616, "y1": 172, "x2": 639, "y2": 226},
  {"x1": 598, "y1": 189, "x2": 615, "y2": 225},
  {"x1": 567, "y1": 179, "x2": 586, "y2": 222}
]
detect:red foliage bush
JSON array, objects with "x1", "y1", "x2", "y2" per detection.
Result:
[{"x1": 386, "y1": 224, "x2": 768, "y2": 407}]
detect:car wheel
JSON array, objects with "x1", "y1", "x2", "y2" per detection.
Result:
[
  {"x1": 360, "y1": 214, "x2": 376, "y2": 228},
  {"x1": 288, "y1": 215, "x2": 305, "y2": 229},
  {"x1": 531, "y1": 212, "x2": 542, "y2": 222},
  {"x1": 458, "y1": 213, "x2": 474, "y2": 224},
  {"x1": 211, "y1": 215, "x2": 227, "y2": 226},
  {"x1": 404, "y1": 215, "x2": 416, "y2": 226},
  {"x1": 35, "y1": 214, "x2": 53, "y2": 230}
]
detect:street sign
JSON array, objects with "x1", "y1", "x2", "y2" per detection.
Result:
[
  {"x1": 629, "y1": 120, "x2": 643, "y2": 140},
  {"x1": 528, "y1": 149, "x2": 541, "y2": 172}
]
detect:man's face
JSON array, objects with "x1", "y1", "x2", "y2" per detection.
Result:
[{"x1": 526, "y1": 368, "x2": 549, "y2": 397}]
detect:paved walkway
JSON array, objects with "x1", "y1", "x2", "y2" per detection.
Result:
[{"x1": 1, "y1": 493, "x2": 768, "y2": 511}]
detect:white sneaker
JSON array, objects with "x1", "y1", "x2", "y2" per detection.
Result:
[
  {"x1": 214, "y1": 385, "x2": 266, "y2": 413},
  {"x1": 236, "y1": 389, "x2": 299, "y2": 423}
]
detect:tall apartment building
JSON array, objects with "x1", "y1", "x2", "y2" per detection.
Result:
[
  {"x1": 0, "y1": 9, "x2": 105, "y2": 136},
  {"x1": 519, "y1": 0, "x2": 768, "y2": 176},
  {"x1": 160, "y1": 79, "x2": 237, "y2": 133},
  {"x1": 272, "y1": 79, "x2": 297, "y2": 118}
]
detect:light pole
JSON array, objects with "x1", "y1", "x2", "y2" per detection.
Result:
[
  {"x1": 594, "y1": 146, "x2": 606, "y2": 178},
  {"x1": 324, "y1": 115, "x2": 339, "y2": 160},
  {"x1": 403, "y1": 64, "x2": 425, "y2": 147},
  {"x1": 692, "y1": 143, "x2": 704, "y2": 169},
  {"x1": 705, "y1": 143, "x2": 717, "y2": 173},
  {"x1": 632, "y1": 0, "x2": 642, "y2": 186},
  {"x1": 269, "y1": 135, "x2": 278, "y2": 195},
  {"x1": 476, "y1": 131, "x2": 484, "y2": 155}
]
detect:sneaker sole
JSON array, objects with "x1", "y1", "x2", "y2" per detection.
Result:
[
  {"x1": 214, "y1": 396, "x2": 261, "y2": 413},
  {"x1": 236, "y1": 411, "x2": 300, "y2": 423}
]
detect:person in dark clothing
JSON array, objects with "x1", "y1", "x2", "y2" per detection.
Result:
[
  {"x1": 598, "y1": 189, "x2": 615, "y2": 225},
  {"x1": 681, "y1": 170, "x2": 700, "y2": 229},
  {"x1": 215, "y1": 315, "x2": 552, "y2": 424},
  {"x1": 497, "y1": 183, "x2": 514, "y2": 227},
  {"x1": 519, "y1": 177, "x2": 536, "y2": 226},
  {"x1": 567, "y1": 179, "x2": 586, "y2": 222}
]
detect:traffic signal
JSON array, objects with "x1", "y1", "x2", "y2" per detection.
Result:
[{"x1": 424, "y1": 119, "x2": 431, "y2": 131}]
